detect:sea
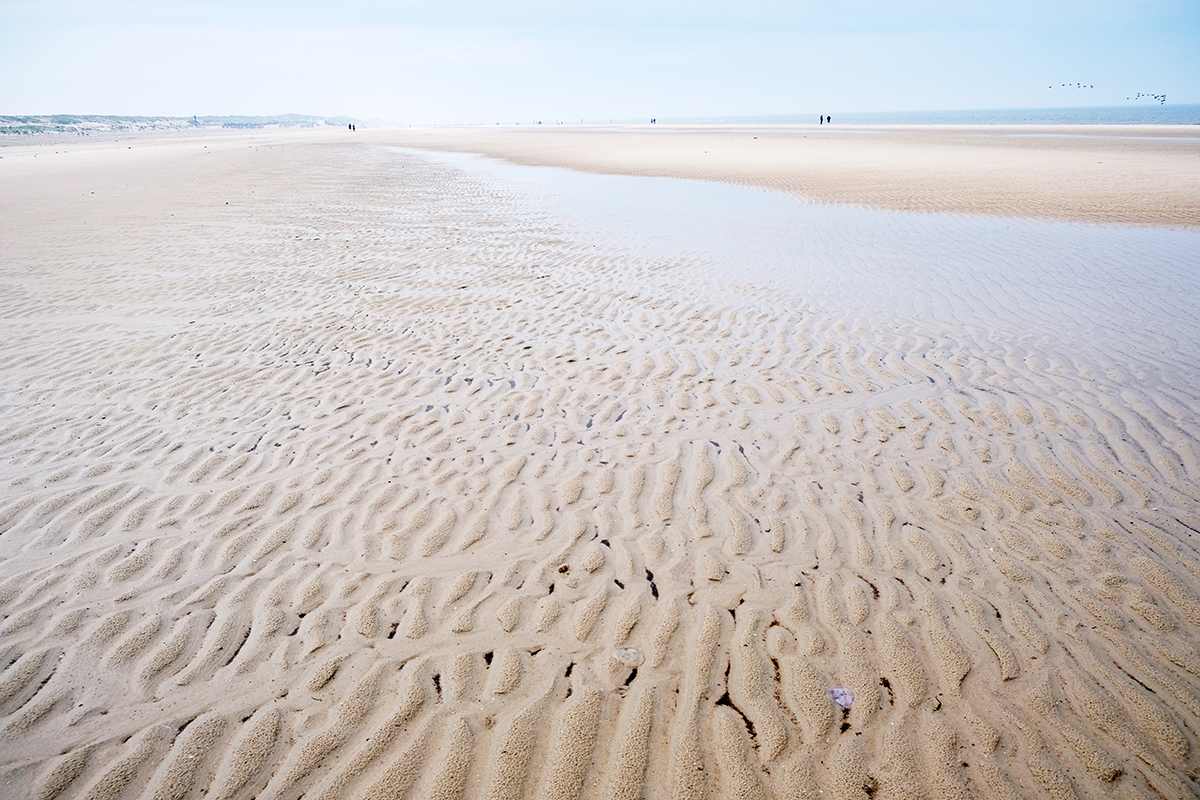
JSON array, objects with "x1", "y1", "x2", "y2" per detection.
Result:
[{"x1": 640, "y1": 104, "x2": 1200, "y2": 126}]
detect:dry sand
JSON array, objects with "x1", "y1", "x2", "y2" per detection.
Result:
[{"x1": 0, "y1": 126, "x2": 1199, "y2": 800}]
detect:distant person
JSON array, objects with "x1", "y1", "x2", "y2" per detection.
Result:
[
  {"x1": 827, "y1": 115, "x2": 832, "y2": 124},
  {"x1": 820, "y1": 115, "x2": 824, "y2": 124}
]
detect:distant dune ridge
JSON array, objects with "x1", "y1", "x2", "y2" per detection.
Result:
[
  {"x1": 0, "y1": 114, "x2": 360, "y2": 135},
  {"x1": 0, "y1": 126, "x2": 1199, "y2": 799}
]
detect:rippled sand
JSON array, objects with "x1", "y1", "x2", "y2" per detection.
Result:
[{"x1": 1, "y1": 129, "x2": 1200, "y2": 799}]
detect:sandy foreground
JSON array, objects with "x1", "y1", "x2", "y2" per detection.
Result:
[{"x1": 0, "y1": 126, "x2": 1199, "y2": 800}]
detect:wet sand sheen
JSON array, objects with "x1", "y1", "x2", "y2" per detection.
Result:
[
  {"x1": 375, "y1": 124, "x2": 1200, "y2": 228},
  {"x1": 0, "y1": 129, "x2": 1199, "y2": 799}
]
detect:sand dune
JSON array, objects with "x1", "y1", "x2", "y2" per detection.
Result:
[{"x1": 1, "y1": 129, "x2": 1200, "y2": 799}]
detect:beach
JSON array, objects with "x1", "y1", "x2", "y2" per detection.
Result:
[
  {"x1": 378, "y1": 124, "x2": 1200, "y2": 226},
  {"x1": 1, "y1": 124, "x2": 1200, "y2": 799}
]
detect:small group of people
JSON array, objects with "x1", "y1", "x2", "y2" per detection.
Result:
[
  {"x1": 819, "y1": 115, "x2": 832, "y2": 124},
  {"x1": 348, "y1": 123, "x2": 356, "y2": 131}
]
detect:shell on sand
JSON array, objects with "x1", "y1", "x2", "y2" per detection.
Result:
[
  {"x1": 612, "y1": 648, "x2": 645, "y2": 667},
  {"x1": 0, "y1": 129, "x2": 1199, "y2": 799}
]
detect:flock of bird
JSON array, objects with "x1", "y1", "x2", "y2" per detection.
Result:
[
  {"x1": 1128, "y1": 92, "x2": 1168, "y2": 104},
  {"x1": 1047, "y1": 83, "x2": 1167, "y2": 105}
]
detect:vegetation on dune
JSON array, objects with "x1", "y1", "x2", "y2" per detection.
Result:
[{"x1": 0, "y1": 113, "x2": 359, "y2": 134}]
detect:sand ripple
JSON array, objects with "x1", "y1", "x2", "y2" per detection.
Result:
[{"x1": 1, "y1": 135, "x2": 1199, "y2": 799}]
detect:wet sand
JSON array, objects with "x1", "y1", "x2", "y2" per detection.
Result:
[
  {"x1": 376, "y1": 124, "x2": 1200, "y2": 227},
  {"x1": 1, "y1": 127, "x2": 1199, "y2": 799}
]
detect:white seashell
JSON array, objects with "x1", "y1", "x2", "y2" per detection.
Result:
[{"x1": 611, "y1": 647, "x2": 644, "y2": 667}]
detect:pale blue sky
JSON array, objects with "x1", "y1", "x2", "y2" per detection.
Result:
[{"x1": 1, "y1": 1, "x2": 1197, "y2": 122}]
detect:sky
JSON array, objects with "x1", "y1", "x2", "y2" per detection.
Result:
[{"x1": 1, "y1": 1, "x2": 1198, "y2": 123}]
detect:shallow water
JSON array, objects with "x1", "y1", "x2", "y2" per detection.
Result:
[{"x1": 411, "y1": 147, "x2": 1200, "y2": 373}]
